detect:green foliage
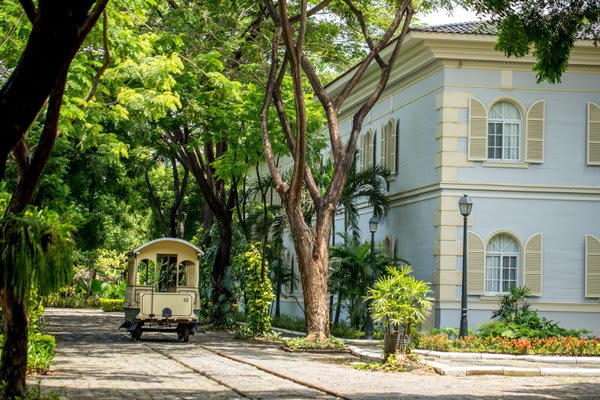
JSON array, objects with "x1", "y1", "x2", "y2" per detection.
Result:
[
  {"x1": 0, "y1": 334, "x2": 55, "y2": 374},
  {"x1": 463, "y1": 0, "x2": 600, "y2": 83},
  {"x1": 366, "y1": 266, "x2": 432, "y2": 335},
  {"x1": 233, "y1": 244, "x2": 275, "y2": 336},
  {"x1": 101, "y1": 281, "x2": 126, "y2": 300},
  {"x1": 0, "y1": 207, "x2": 74, "y2": 301},
  {"x1": 283, "y1": 336, "x2": 346, "y2": 351},
  {"x1": 491, "y1": 286, "x2": 531, "y2": 323},
  {"x1": 99, "y1": 299, "x2": 124, "y2": 312},
  {"x1": 329, "y1": 235, "x2": 396, "y2": 330},
  {"x1": 271, "y1": 315, "x2": 306, "y2": 333},
  {"x1": 27, "y1": 287, "x2": 45, "y2": 335},
  {"x1": 479, "y1": 286, "x2": 586, "y2": 339},
  {"x1": 352, "y1": 353, "x2": 424, "y2": 372},
  {"x1": 234, "y1": 325, "x2": 282, "y2": 341},
  {"x1": 43, "y1": 291, "x2": 100, "y2": 309}
]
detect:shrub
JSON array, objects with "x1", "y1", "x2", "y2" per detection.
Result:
[
  {"x1": 331, "y1": 322, "x2": 366, "y2": 339},
  {"x1": 44, "y1": 293, "x2": 100, "y2": 309},
  {"x1": 233, "y1": 244, "x2": 275, "y2": 336},
  {"x1": 479, "y1": 286, "x2": 587, "y2": 339},
  {"x1": 271, "y1": 315, "x2": 306, "y2": 332},
  {"x1": 417, "y1": 334, "x2": 600, "y2": 356},
  {"x1": 0, "y1": 334, "x2": 56, "y2": 374},
  {"x1": 99, "y1": 298, "x2": 124, "y2": 312},
  {"x1": 283, "y1": 336, "x2": 345, "y2": 350},
  {"x1": 365, "y1": 265, "x2": 432, "y2": 336}
]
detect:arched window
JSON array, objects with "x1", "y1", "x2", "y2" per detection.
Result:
[
  {"x1": 178, "y1": 260, "x2": 197, "y2": 287},
  {"x1": 361, "y1": 129, "x2": 376, "y2": 170},
  {"x1": 485, "y1": 234, "x2": 519, "y2": 293},
  {"x1": 383, "y1": 234, "x2": 395, "y2": 257},
  {"x1": 488, "y1": 102, "x2": 521, "y2": 161},
  {"x1": 137, "y1": 259, "x2": 155, "y2": 286}
]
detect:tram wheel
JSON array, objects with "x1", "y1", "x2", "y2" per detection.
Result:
[
  {"x1": 177, "y1": 324, "x2": 190, "y2": 342},
  {"x1": 131, "y1": 324, "x2": 142, "y2": 340}
]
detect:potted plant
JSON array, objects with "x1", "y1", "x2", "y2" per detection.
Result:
[{"x1": 365, "y1": 265, "x2": 432, "y2": 360}]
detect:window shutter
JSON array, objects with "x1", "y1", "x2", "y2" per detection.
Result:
[
  {"x1": 585, "y1": 235, "x2": 600, "y2": 298},
  {"x1": 381, "y1": 124, "x2": 387, "y2": 167},
  {"x1": 369, "y1": 130, "x2": 376, "y2": 168},
  {"x1": 523, "y1": 233, "x2": 543, "y2": 296},
  {"x1": 588, "y1": 103, "x2": 600, "y2": 165},
  {"x1": 468, "y1": 98, "x2": 487, "y2": 161},
  {"x1": 526, "y1": 100, "x2": 545, "y2": 163},
  {"x1": 391, "y1": 120, "x2": 398, "y2": 175},
  {"x1": 467, "y1": 232, "x2": 485, "y2": 294},
  {"x1": 360, "y1": 134, "x2": 366, "y2": 171}
]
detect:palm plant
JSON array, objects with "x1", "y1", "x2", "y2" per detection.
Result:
[
  {"x1": 365, "y1": 265, "x2": 433, "y2": 337},
  {"x1": 329, "y1": 234, "x2": 395, "y2": 330},
  {"x1": 323, "y1": 150, "x2": 390, "y2": 243}
]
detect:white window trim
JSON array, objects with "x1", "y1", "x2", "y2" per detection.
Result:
[
  {"x1": 487, "y1": 102, "x2": 523, "y2": 162},
  {"x1": 484, "y1": 232, "x2": 522, "y2": 295}
]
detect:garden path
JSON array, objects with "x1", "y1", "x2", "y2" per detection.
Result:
[{"x1": 30, "y1": 309, "x2": 600, "y2": 399}]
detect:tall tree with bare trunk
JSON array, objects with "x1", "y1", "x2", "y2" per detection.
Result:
[
  {"x1": 259, "y1": 0, "x2": 415, "y2": 340},
  {"x1": 0, "y1": 0, "x2": 108, "y2": 397}
]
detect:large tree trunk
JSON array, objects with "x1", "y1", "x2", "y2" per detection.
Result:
[
  {"x1": 287, "y1": 204, "x2": 334, "y2": 341},
  {"x1": 0, "y1": 287, "x2": 28, "y2": 398}
]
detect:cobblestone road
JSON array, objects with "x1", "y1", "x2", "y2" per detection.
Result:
[{"x1": 30, "y1": 309, "x2": 600, "y2": 399}]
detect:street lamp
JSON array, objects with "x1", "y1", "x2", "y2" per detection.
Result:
[
  {"x1": 458, "y1": 194, "x2": 473, "y2": 338},
  {"x1": 365, "y1": 215, "x2": 379, "y2": 339}
]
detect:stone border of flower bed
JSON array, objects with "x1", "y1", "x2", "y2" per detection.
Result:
[{"x1": 413, "y1": 349, "x2": 600, "y2": 364}]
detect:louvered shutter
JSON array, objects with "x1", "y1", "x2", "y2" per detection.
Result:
[
  {"x1": 381, "y1": 123, "x2": 387, "y2": 167},
  {"x1": 468, "y1": 98, "x2": 487, "y2": 161},
  {"x1": 369, "y1": 130, "x2": 376, "y2": 168},
  {"x1": 585, "y1": 235, "x2": 600, "y2": 298},
  {"x1": 360, "y1": 134, "x2": 366, "y2": 170},
  {"x1": 525, "y1": 101, "x2": 545, "y2": 163},
  {"x1": 467, "y1": 232, "x2": 485, "y2": 294},
  {"x1": 588, "y1": 103, "x2": 600, "y2": 165},
  {"x1": 391, "y1": 120, "x2": 398, "y2": 175},
  {"x1": 523, "y1": 233, "x2": 543, "y2": 296}
]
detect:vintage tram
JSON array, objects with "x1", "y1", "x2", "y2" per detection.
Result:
[{"x1": 121, "y1": 238, "x2": 203, "y2": 341}]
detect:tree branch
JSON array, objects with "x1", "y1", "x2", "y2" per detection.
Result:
[
  {"x1": 333, "y1": 1, "x2": 409, "y2": 111},
  {"x1": 343, "y1": 0, "x2": 386, "y2": 69},
  {"x1": 18, "y1": 0, "x2": 37, "y2": 24},
  {"x1": 259, "y1": 22, "x2": 287, "y2": 197},
  {"x1": 289, "y1": 0, "x2": 334, "y2": 23},
  {"x1": 85, "y1": 10, "x2": 110, "y2": 102},
  {"x1": 145, "y1": 169, "x2": 169, "y2": 237}
]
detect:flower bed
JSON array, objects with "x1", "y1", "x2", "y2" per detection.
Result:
[{"x1": 418, "y1": 334, "x2": 600, "y2": 356}]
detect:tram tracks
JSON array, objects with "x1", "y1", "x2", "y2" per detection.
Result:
[{"x1": 116, "y1": 327, "x2": 350, "y2": 400}]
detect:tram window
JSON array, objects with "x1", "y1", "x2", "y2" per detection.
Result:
[
  {"x1": 137, "y1": 259, "x2": 155, "y2": 286},
  {"x1": 178, "y1": 261, "x2": 187, "y2": 286},
  {"x1": 157, "y1": 255, "x2": 177, "y2": 292}
]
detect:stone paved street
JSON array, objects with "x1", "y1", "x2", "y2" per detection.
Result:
[{"x1": 30, "y1": 309, "x2": 600, "y2": 399}]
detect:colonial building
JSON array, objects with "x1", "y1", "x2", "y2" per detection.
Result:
[{"x1": 277, "y1": 22, "x2": 600, "y2": 334}]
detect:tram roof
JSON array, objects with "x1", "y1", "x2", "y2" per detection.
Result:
[{"x1": 127, "y1": 237, "x2": 204, "y2": 256}]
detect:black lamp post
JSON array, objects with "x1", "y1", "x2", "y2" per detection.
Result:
[
  {"x1": 458, "y1": 194, "x2": 473, "y2": 338},
  {"x1": 365, "y1": 215, "x2": 379, "y2": 339}
]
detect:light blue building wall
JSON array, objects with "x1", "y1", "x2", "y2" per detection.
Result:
[{"x1": 276, "y1": 28, "x2": 600, "y2": 334}]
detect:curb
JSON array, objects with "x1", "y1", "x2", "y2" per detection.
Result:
[
  {"x1": 413, "y1": 349, "x2": 600, "y2": 364},
  {"x1": 349, "y1": 347, "x2": 600, "y2": 377}
]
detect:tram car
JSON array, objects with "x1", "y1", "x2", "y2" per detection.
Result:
[{"x1": 120, "y1": 238, "x2": 203, "y2": 341}]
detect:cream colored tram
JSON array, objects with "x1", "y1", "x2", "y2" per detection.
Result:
[{"x1": 121, "y1": 238, "x2": 203, "y2": 341}]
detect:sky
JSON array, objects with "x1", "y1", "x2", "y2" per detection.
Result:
[{"x1": 417, "y1": 6, "x2": 480, "y2": 26}]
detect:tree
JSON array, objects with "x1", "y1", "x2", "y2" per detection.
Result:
[
  {"x1": 325, "y1": 150, "x2": 390, "y2": 243},
  {"x1": 260, "y1": 0, "x2": 416, "y2": 341},
  {"x1": 0, "y1": 1, "x2": 108, "y2": 396},
  {"x1": 462, "y1": 0, "x2": 600, "y2": 83},
  {"x1": 0, "y1": 0, "x2": 108, "y2": 181}
]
